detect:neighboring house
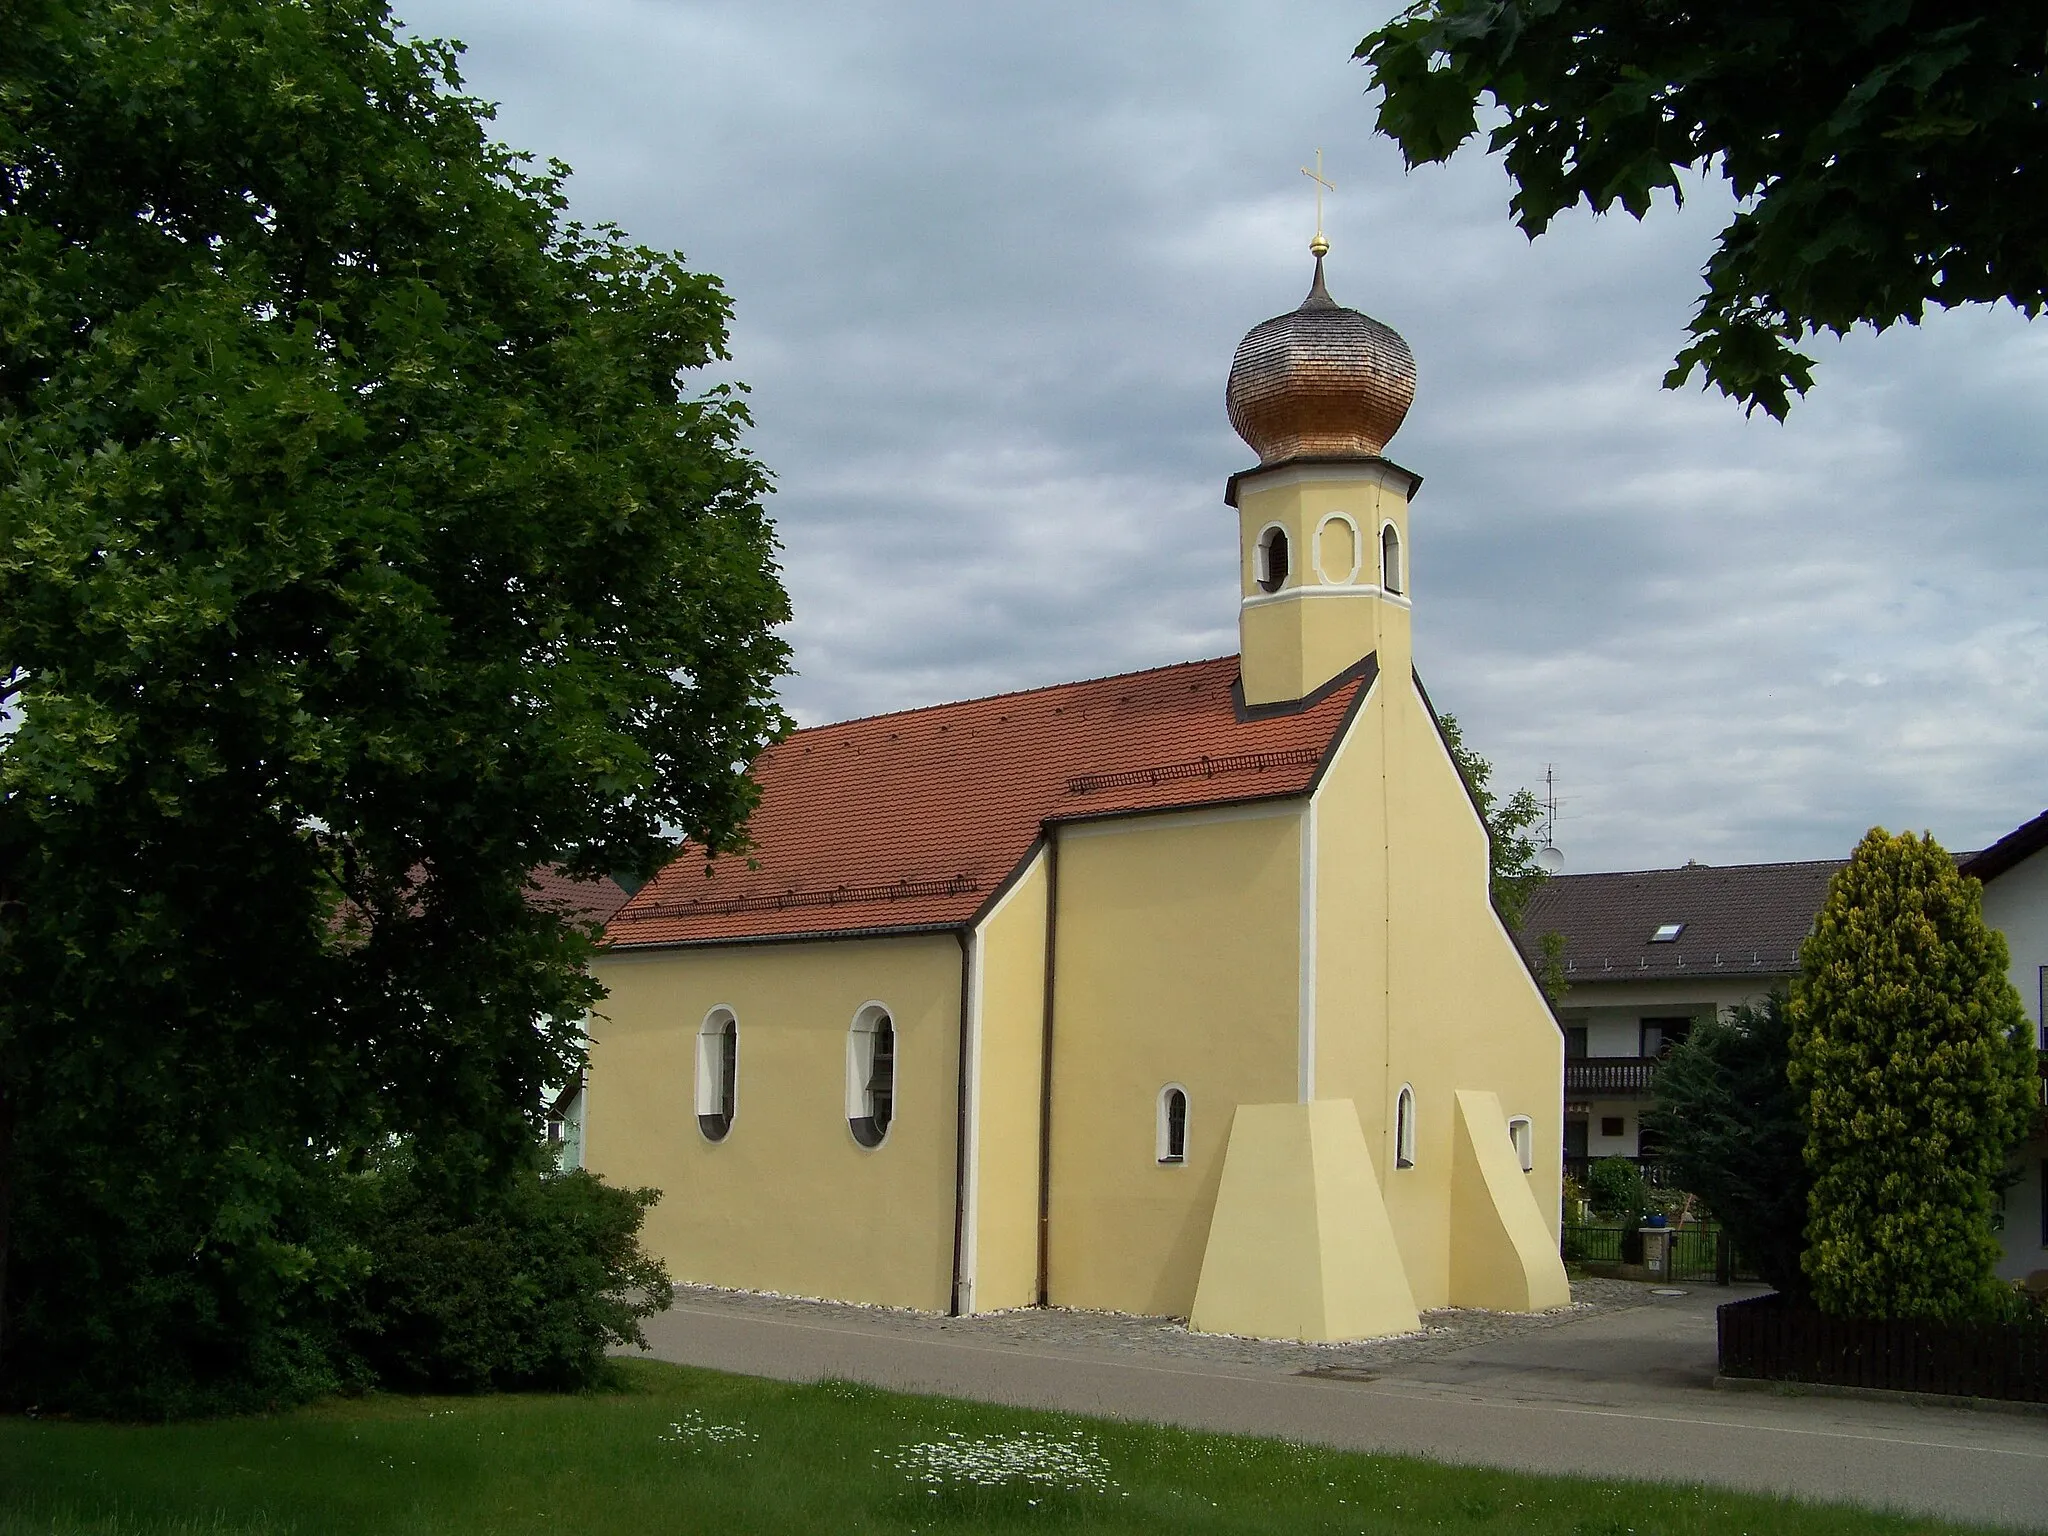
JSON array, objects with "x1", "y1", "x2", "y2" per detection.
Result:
[
  {"x1": 1959, "y1": 811, "x2": 2048, "y2": 1283},
  {"x1": 525, "y1": 868, "x2": 634, "y2": 1172},
  {"x1": 1514, "y1": 860, "x2": 1842, "y2": 1183},
  {"x1": 579, "y1": 252, "x2": 1570, "y2": 1343}
]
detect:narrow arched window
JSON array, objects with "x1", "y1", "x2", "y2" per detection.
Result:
[
  {"x1": 1256, "y1": 525, "x2": 1289, "y2": 593},
  {"x1": 848, "y1": 1005, "x2": 896, "y2": 1148},
  {"x1": 1395, "y1": 1084, "x2": 1416, "y2": 1169},
  {"x1": 697, "y1": 1008, "x2": 738, "y2": 1142},
  {"x1": 1381, "y1": 522, "x2": 1404, "y2": 595},
  {"x1": 1508, "y1": 1116, "x2": 1534, "y2": 1173},
  {"x1": 1157, "y1": 1085, "x2": 1189, "y2": 1165}
]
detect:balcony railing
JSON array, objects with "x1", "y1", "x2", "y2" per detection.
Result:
[
  {"x1": 1564, "y1": 1154, "x2": 1677, "y2": 1190},
  {"x1": 1564, "y1": 1057, "x2": 1660, "y2": 1094}
]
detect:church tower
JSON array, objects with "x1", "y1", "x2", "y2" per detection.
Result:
[{"x1": 1225, "y1": 242, "x2": 1418, "y2": 707}]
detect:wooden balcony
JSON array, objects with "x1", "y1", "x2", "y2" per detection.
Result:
[{"x1": 1564, "y1": 1057, "x2": 1660, "y2": 1095}]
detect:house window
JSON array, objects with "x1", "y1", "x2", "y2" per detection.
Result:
[
  {"x1": 1640, "y1": 1017, "x2": 1693, "y2": 1058},
  {"x1": 1395, "y1": 1085, "x2": 1416, "y2": 1168},
  {"x1": 1564, "y1": 1025, "x2": 1588, "y2": 1059},
  {"x1": 1380, "y1": 521, "x2": 1403, "y2": 595},
  {"x1": 1650, "y1": 922, "x2": 1685, "y2": 943},
  {"x1": 1508, "y1": 1116, "x2": 1535, "y2": 1173},
  {"x1": 1600, "y1": 1115, "x2": 1624, "y2": 1139},
  {"x1": 1157, "y1": 1084, "x2": 1189, "y2": 1164},
  {"x1": 1256, "y1": 524, "x2": 1289, "y2": 593},
  {"x1": 1564, "y1": 1118, "x2": 1588, "y2": 1161},
  {"x1": 847, "y1": 1005, "x2": 896, "y2": 1148},
  {"x1": 697, "y1": 1008, "x2": 738, "y2": 1142}
]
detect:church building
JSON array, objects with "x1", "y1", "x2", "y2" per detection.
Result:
[{"x1": 584, "y1": 245, "x2": 1571, "y2": 1341}]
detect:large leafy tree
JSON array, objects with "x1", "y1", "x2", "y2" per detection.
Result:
[
  {"x1": 1788, "y1": 829, "x2": 2035, "y2": 1321},
  {"x1": 1357, "y1": 2, "x2": 2048, "y2": 418},
  {"x1": 0, "y1": 0, "x2": 788, "y2": 1408},
  {"x1": 1643, "y1": 993, "x2": 1810, "y2": 1297}
]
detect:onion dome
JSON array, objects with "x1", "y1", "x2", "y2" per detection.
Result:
[{"x1": 1226, "y1": 253, "x2": 1416, "y2": 464}]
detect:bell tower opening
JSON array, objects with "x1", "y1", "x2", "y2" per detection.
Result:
[
  {"x1": 1256, "y1": 525, "x2": 1290, "y2": 593},
  {"x1": 1381, "y1": 521, "x2": 1403, "y2": 595}
]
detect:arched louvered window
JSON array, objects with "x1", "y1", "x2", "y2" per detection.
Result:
[
  {"x1": 1157, "y1": 1084, "x2": 1189, "y2": 1165},
  {"x1": 1256, "y1": 524, "x2": 1289, "y2": 593},
  {"x1": 848, "y1": 1005, "x2": 896, "y2": 1148},
  {"x1": 1395, "y1": 1084, "x2": 1416, "y2": 1169},
  {"x1": 697, "y1": 1008, "x2": 738, "y2": 1142}
]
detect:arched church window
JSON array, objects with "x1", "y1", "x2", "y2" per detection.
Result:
[
  {"x1": 697, "y1": 1008, "x2": 738, "y2": 1142},
  {"x1": 1508, "y1": 1115, "x2": 1534, "y2": 1173},
  {"x1": 1157, "y1": 1084, "x2": 1189, "y2": 1164},
  {"x1": 848, "y1": 1005, "x2": 896, "y2": 1148},
  {"x1": 1395, "y1": 1084, "x2": 1416, "y2": 1168},
  {"x1": 1256, "y1": 525, "x2": 1289, "y2": 593},
  {"x1": 1380, "y1": 521, "x2": 1404, "y2": 595}
]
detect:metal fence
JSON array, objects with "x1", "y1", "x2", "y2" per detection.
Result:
[{"x1": 1562, "y1": 1221, "x2": 1749, "y2": 1283}]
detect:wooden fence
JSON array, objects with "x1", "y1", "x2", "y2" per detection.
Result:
[{"x1": 1718, "y1": 1292, "x2": 2048, "y2": 1403}]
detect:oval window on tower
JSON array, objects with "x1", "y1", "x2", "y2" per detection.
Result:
[
  {"x1": 848, "y1": 1005, "x2": 896, "y2": 1148},
  {"x1": 1256, "y1": 525, "x2": 1290, "y2": 593}
]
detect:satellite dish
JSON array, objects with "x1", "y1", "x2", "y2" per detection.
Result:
[{"x1": 1536, "y1": 842, "x2": 1565, "y2": 875}]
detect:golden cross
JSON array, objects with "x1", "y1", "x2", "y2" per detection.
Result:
[{"x1": 1300, "y1": 148, "x2": 1334, "y2": 256}]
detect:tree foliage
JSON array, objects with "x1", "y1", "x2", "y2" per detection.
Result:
[
  {"x1": 1788, "y1": 829, "x2": 2035, "y2": 1321},
  {"x1": 1437, "y1": 712, "x2": 1545, "y2": 927},
  {"x1": 0, "y1": 0, "x2": 787, "y2": 1409},
  {"x1": 1644, "y1": 993, "x2": 1810, "y2": 1297},
  {"x1": 1357, "y1": 2, "x2": 2048, "y2": 418}
]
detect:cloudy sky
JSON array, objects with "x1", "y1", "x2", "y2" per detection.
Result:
[{"x1": 398, "y1": 0, "x2": 2047, "y2": 874}]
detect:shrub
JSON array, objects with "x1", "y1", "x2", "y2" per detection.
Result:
[
  {"x1": 1789, "y1": 828, "x2": 2037, "y2": 1322},
  {"x1": 1643, "y1": 993, "x2": 1809, "y2": 1297},
  {"x1": 1584, "y1": 1157, "x2": 1645, "y2": 1222},
  {"x1": 340, "y1": 1157, "x2": 672, "y2": 1394}
]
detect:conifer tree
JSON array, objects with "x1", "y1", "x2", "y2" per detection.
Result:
[{"x1": 1788, "y1": 829, "x2": 2036, "y2": 1320}]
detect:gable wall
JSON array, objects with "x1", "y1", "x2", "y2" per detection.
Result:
[
  {"x1": 1043, "y1": 801, "x2": 1302, "y2": 1316},
  {"x1": 1311, "y1": 670, "x2": 1564, "y2": 1308},
  {"x1": 585, "y1": 932, "x2": 964, "y2": 1310},
  {"x1": 1981, "y1": 848, "x2": 2048, "y2": 1281}
]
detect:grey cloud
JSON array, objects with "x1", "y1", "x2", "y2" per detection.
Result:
[{"x1": 399, "y1": 0, "x2": 2048, "y2": 871}]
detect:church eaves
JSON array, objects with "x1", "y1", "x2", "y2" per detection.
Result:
[{"x1": 606, "y1": 653, "x2": 1372, "y2": 948}]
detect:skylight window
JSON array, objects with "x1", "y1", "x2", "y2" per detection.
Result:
[{"x1": 1650, "y1": 923, "x2": 1685, "y2": 943}]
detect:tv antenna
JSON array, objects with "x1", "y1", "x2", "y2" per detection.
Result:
[{"x1": 1536, "y1": 764, "x2": 1564, "y2": 874}]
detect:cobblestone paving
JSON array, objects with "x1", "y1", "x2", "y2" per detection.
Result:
[{"x1": 665, "y1": 1275, "x2": 1665, "y2": 1377}]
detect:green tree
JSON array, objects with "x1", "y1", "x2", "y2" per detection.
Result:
[
  {"x1": 1788, "y1": 829, "x2": 2035, "y2": 1321},
  {"x1": 1437, "y1": 712, "x2": 1545, "y2": 927},
  {"x1": 1643, "y1": 994, "x2": 1809, "y2": 1297},
  {"x1": 0, "y1": 0, "x2": 788, "y2": 1410},
  {"x1": 1357, "y1": 3, "x2": 2048, "y2": 419}
]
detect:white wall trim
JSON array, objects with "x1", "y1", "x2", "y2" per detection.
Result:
[
  {"x1": 1311, "y1": 512, "x2": 1363, "y2": 586},
  {"x1": 1240, "y1": 585, "x2": 1411, "y2": 612},
  {"x1": 1238, "y1": 460, "x2": 1414, "y2": 497},
  {"x1": 1299, "y1": 799, "x2": 1318, "y2": 1102}
]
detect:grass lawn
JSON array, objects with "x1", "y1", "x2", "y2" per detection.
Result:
[{"x1": 0, "y1": 1359, "x2": 1993, "y2": 1536}]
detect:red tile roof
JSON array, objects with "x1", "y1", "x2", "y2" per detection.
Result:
[
  {"x1": 607, "y1": 653, "x2": 1374, "y2": 948},
  {"x1": 527, "y1": 868, "x2": 634, "y2": 927}
]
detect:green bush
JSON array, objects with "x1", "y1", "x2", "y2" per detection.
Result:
[
  {"x1": 340, "y1": 1158, "x2": 672, "y2": 1394},
  {"x1": 1789, "y1": 828, "x2": 2038, "y2": 1322},
  {"x1": 1583, "y1": 1157, "x2": 1645, "y2": 1222}
]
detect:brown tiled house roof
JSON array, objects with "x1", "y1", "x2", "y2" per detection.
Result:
[
  {"x1": 607, "y1": 654, "x2": 1374, "y2": 948},
  {"x1": 527, "y1": 868, "x2": 634, "y2": 927},
  {"x1": 1511, "y1": 859, "x2": 1846, "y2": 982},
  {"x1": 1960, "y1": 807, "x2": 2048, "y2": 885}
]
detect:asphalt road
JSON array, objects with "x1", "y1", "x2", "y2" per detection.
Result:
[{"x1": 632, "y1": 1284, "x2": 2048, "y2": 1531}]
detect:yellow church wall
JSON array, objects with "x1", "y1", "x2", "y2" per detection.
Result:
[
  {"x1": 963, "y1": 848, "x2": 1050, "y2": 1313},
  {"x1": 585, "y1": 933, "x2": 965, "y2": 1312},
  {"x1": 1044, "y1": 802, "x2": 1302, "y2": 1317},
  {"x1": 1309, "y1": 662, "x2": 1566, "y2": 1309},
  {"x1": 1237, "y1": 464, "x2": 1413, "y2": 706}
]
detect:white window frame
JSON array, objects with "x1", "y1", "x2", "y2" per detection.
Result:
[
  {"x1": 696, "y1": 1006, "x2": 738, "y2": 1143},
  {"x1": 1156, "y1": 1083, "x2": 1189, "y2": 1165},
  {"x1": 1380, "y1": 520, "x2": 1404, "y2": 595},
  {"x1": 1508, "y1": 1115, "x2": 1535, "y2": 1173},
  {"x1": 846, "y1": 1002, "x2": 896, "y2": 1149},
  {"x1": 1311, "y1": 512, "x2": 1363, "y2": 585},
  {"x1": 1395, "y1": 1083, "x2": 1417, "y2": 1169}
]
